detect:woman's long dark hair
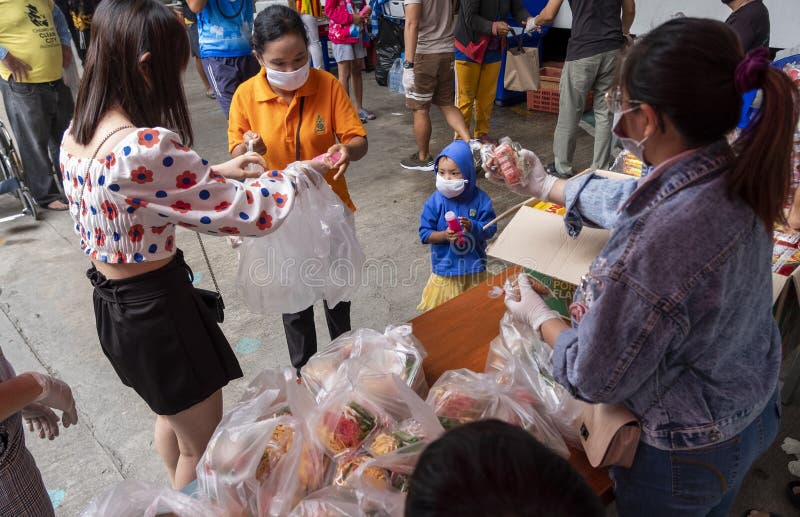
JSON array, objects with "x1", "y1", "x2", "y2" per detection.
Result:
[
  {"x1": 70, "y1": 0, "x2": 193, "y2": 146},
  {"x1": 620, "y1": 17, "x2": 799, "y2": 227}
]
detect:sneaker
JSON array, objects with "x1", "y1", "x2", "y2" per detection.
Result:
[
  {"x1": 358, "y1": 108, "x2": 377, "y2": 121},
  {"x1": 400, "y1": 152, "x2": 434, "y2": 171},
  {"x1": 545, "y1": 162, "x2": 574, "y2": 179}
]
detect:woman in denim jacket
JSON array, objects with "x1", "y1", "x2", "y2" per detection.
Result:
[{"x1": 495, "y1": 18, "x2": 799, "y2": 516}]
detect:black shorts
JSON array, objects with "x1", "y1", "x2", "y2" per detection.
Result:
[
  {"x1": 87, "y1": 249, "x2": 242, "y2": 415},
  {"x1": 187, "y1": 23, "x2": 200, "y2": 58}
]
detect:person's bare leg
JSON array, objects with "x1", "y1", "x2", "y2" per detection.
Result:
[
  {"x1": 154, "y1": 415, "x2": 179, "y2": 486},
  {"x1": 194, "y1": 56, "x2": 211, "y2": 91},
  {"x1": 413, "y1": 108, "x2": 432, "y2": 160},
  {"x1": 338, "y1": 60, "x2": 352, "y2": 100},
  {"x1": 440, "y1": 104, "x2": 471, "y2": 142},
  {"x1": 353, "y1": 58, "x2": 364, "y2": 111},
  {"x1": 165, "y1": 390, "x2": 223, "y2": 489}
]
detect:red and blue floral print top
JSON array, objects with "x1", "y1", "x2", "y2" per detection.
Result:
[{"x1": 60, "y1": 127, "x2": 296, "y2": 264}]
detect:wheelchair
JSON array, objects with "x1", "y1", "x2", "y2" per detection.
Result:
[{"x1": 0, "y1": 119, "x2": 39, "y2": 222}]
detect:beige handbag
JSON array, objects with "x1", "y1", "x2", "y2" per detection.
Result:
[
  {"x1": 503, "y1": 37, "x2": 541, "y2": 92},
  {"x1": 578, "y1": 403, "x2": 641, "y2": 468}
]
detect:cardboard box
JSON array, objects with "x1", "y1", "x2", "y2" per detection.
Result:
[
  {"x1": 488, "y1": 205, "x2": 609, "y2": 318},
  {"x1": 488, "y1": 172, "x2": 800, "y2": 319}
]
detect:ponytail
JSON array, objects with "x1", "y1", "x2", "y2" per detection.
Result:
[
  {"x1": 620, "y1": 19, "x2": 799, "y2": 229},
  {"x1": 731, "y1": 53, "x2": 800, "y2": 228}
]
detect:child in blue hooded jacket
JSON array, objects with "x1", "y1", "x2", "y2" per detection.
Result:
[{"x1": 418, "y1": 140, "x2": 497, "y2": 311}]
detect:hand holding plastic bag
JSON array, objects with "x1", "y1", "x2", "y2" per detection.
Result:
[
  {"x1": 486, "y1": 312, "x2": 586, "y2": 447},
  {"x1": 237, "y1": 161, "x2": 365, "y2": 315}
]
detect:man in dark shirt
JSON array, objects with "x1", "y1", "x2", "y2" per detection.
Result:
[
  {"x1": 533, "y1": 0, "x2": 635, "y2": 178},
  {"x1": 723, "y1": 0, "x2": 770, "y2": 52}
]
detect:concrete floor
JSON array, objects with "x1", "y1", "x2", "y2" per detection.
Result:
[{"x1": 1, "y1": 69, "x2": 798, "y2": 516}]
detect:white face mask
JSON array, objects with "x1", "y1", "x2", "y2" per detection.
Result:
[
  {"x1": 612, "y1": 109, "x2": 649, "y2": 163},
  {"x1": 436, "y1": 175, "x2": 468, "y2": 198},
  {"x1": 266, "y1": 61, "x2": 310, "y2": 92}
]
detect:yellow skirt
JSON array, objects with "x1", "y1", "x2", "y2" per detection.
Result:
[{"x1": 417, "y1": 271, "x2": 490, "y2": 312}]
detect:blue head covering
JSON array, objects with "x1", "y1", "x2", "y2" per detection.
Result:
[{"x1": 434, "y1": 140, "x2": 477, "y2": 201}]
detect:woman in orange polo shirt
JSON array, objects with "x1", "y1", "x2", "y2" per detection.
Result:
[{"x1": 228, "y1": 5, "x2": 367, "y2": 375}]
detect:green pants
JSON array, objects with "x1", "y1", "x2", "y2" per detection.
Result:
[{"x1": 553, "y1": 49, "x2": 620, "y2": 177}]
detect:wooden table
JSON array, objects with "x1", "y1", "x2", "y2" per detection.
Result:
[{"x1": 409, "y1": 267, "x2": 615, "y2": 504}]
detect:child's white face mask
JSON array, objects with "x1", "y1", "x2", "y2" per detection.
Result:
[{"x1": 436, "y1": 175, "x2": 468, "y2": 198}]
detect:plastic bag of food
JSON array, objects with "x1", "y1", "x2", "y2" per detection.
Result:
[
  {"x1": 302, "y1": 325, "x2": 428, "y2": 402},
  {"x1": 217, "y1": 368, "x2": 290, "y2": 431},
  {"x1": 310, "y1": 388, "x2": 388, "y2": 459},
  {"x1": 426, "y1": 369, "x2": 569, "y2": 458},
  {"x1": 288, "y1": 486, "x2": 362, "y2": 517},
  {"x1": 197, "y1": 370, "x2": 326, "y2": 516},
  {"x1": 320, "y1": 374, "x2": 439, "y2": 497},
  {"x1": 236, "y1": 163, "x2": 365, "y2": 315},
  {"x1": 357, "y1": 374, "x2": 443, "y2": 456},
  {"x1": 486, "y1": 313, "x2": 585, "y2": 447},
  {"x1": 349, "y1": 446, "x2": 421, "y2": 517},
  {"x1": 80, "y1": 480, "x2": 223, "y2": 517},
  {"x1": 479, "y1": 137, "x2": 532, "y2": 187}
]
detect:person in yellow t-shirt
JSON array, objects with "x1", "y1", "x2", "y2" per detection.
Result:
[
  {"x1": 0, "y1": 0, "x2": 74, "y2": 210},
  {"x1": 228, "y1": 5, "x2": 367, "y2": 376}
]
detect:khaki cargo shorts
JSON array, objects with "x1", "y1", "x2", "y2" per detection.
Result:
[{"x1": 405, "y1": 52, "x2": 456, "y2": 110}]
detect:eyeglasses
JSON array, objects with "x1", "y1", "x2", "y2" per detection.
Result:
[{"x1": 604, "y1": 86, "x2": 643, "y2": 114}]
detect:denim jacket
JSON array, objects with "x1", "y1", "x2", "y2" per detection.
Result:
[{"x1": 552, "y1": 141, "x2": 781, "y2": 450}]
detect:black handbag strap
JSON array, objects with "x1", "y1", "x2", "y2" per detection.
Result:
[{"x1": 195, "y1": 233, "x2": 221, "y2": 295}]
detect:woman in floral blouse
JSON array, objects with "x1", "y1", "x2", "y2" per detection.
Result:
[{"x1": 59, "y1": 0, "x2": 318, "y2": 488}]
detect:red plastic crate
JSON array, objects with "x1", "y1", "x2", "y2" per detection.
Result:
[{"x1": 527, "y1": 66, "x2": 593, "y2": 113}]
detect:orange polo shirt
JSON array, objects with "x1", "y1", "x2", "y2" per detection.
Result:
[{"x1": 228, "y1": 68, "x2": 366, "y2": 212}]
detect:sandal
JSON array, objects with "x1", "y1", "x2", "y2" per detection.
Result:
[
  {"x1": 43, "y1": 200, "x2": 68, "y2": 211},
  {"x1": 205, "y1": 88, "x2": 216, "y2": 99},
  {"x1": 357, "y1": 108, "x2": 376, "y2": 121}
]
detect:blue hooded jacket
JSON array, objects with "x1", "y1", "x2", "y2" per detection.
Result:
[{"x1": 419, "y1": 140, "x2": 497, "y2": 277}]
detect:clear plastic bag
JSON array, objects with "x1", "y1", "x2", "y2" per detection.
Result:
[
  {"x1": 236, "y1": 163, "x2": 365, "y2": 315},
  {"x1": 485, "y1": 313, "x2": 586, "y2": 447},
  {"x1": 348, "y1": 442, "x2": 424, "y2": 517},
  {"x1": 309, "y1": 384, "x2": 390, "y2": 459},
  {"x1": 479, "y1": 137, "x2": 531, "y2": 187},
  {"x1": 288, "y1": 486, "x2": 363, "y2": 517},
  {"x1": 80, "y1": 480, "x2": 223, "y2": 517},
  {"x1": 302, "y1": 325, "x2": 429, "y2": 402},
  {"x1": 197, "y1": 369, "x2": 326, "y2": 516},
  {"x1": 426, "y1": 369, "x2": 570, "y2": 458},
  {"x1": 217, "y1": 369, "x2": 290, "y2": 432}
]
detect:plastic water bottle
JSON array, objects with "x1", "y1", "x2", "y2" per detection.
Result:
[
  {"x1": 444, "y1": 211, "x2": 466, "y2": 247},
  {"x1": 389, "y1": 55, "x2": 405, "y2": 94},
  {"x1": 246, "y1": 140, "x2": 263, "y2": 173}
]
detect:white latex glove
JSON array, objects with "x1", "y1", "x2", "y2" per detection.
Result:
[
  {"x1": 524, "y1": 18, "x2": 540, "y2": 33},
  {"x1": 504, "y1": 273, "x2": 561, "y2": 332},
  {"x1": 402, "y1": 68, "x2": 415, "y2": 93},
  {"x1": 28, "y1": 372, "x2": 78, "y2": 428},
  {"x1": 21, "y1": 403, "x2": 61, "y2": 440},
  {"x1": 485, "y1": 148, "x2": 557, "y2": 200}
]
